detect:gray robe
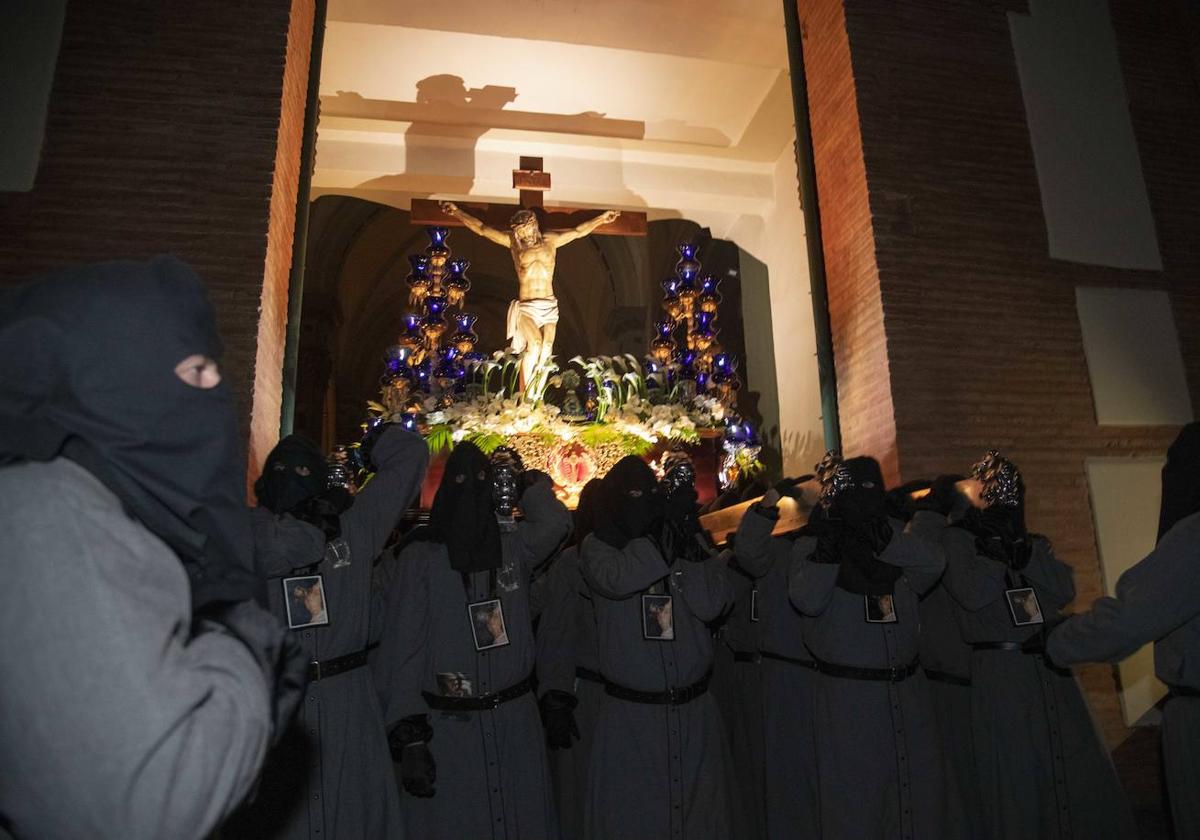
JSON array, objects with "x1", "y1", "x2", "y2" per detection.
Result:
[
  {"x1": 229, "y1": 426, "x2": 429, "y2": 840},
  {"x1": 732, "y1": 506, "x2": 817, "y2": 840},
  {"x1": 916, "y1": 530, "x2": 979, "y2": 835},
  {"x1": 534, "y1": 544, "x2": 603, "y2": 840},
  {"x1": 709, "y1": 561, "x2": 766, "y2": 840},
  {"x1": 942, "y1": 527, "x2": 1137, "y2": 840},
  {"x1": 788, "y1": 512, "x2": 948, "y2": 840},
  {"x1": 0, "y1": 458, "x2": 272, "y2": 840},
  {"x1": 1047, "y1": 510, "x2": 1200, "y2": 838},
  {"x1": 376, "y1": 479, "x2": 571, "y2": 840},
  {"x1": 580, "y1": 533, "x2": 735, "y2": 840}
]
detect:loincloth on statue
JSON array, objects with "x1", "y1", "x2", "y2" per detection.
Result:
[{"x1": 506, "y1": 297, "x2": 560, "y2": 354}]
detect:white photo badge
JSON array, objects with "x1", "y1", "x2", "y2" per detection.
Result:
[
  {"x1": 642, "y1": 594, "x2": 676, "y2": 640},
  {"x1": 1005, "y1": 587, "x2": 1045, "y2": 627},
  {"x1": 864, "y1": 593, "x2": 898, "y2": 624},
  {"x1": 468, "y1": 598, "x2": 511, "y2": 650},
  {"x1": 284, "y1": 574, "x2": 330, "y2": 629}
]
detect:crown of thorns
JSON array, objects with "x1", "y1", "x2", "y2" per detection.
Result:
[
  {"x1": 971, "y1": 450, "x2": 1022, "y2": 507},
  {"x1": 815, "y1": 450, "x2": 853, "y2": 508}
]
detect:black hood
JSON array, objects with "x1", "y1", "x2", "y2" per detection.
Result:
[
  {"x1": 428, "y1": 442, "x2": 502, "y2": 574},
  {"x1": 0, "y1": 257, "x2": 258, "y2": 609},
  {"x1": 255, "y1": 434, "x2": 328, "y2": 515},
  {"x1": 593, "y1": 456, "x2": 663, "y2": 549}
]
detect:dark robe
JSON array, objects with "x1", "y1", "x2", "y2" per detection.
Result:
[
  {"x1": 1047, "y1": 511, "x2": 1200, "y2": 838},
  {"x1": 376, "y1": 478, "x2": 571, "y2": 840},
  {"x1": 580, "y1": 534, "x2": 735, "y2": 840},
  {"x1": 534, "y1": 545, "x2": 603, "y2": 840},
  {"x1": 228, "y1": 426, "x2": 429, "y2": 840},
  {"x1": 943, "y1": 527, "x2": 1138, "y2": 840},
  {"x1": 709, "y1": 559, "x2": 766, "y2": 840},
  {"x1": 732, "y1": 505, "x2": 818, "y2": 840},
  {"x1": 917, "y1": 533, "x2": 980, "y2": 835},
  {"x1": 788, "y1": 512, "x2": 948, "y2": 840}
]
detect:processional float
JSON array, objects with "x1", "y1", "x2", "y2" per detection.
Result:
[{"x1": 329, "y1": 157, "x2": 766, "y2": 512}]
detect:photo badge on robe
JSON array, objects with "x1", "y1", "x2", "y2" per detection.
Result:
[
  {"x1": 284, "y1": 574, "x2": 330, "y2": 629},
  {"x1": 864, "y1": 593, "x2": 898, "y2": 624},
  {"x1": 1004, "y1": 587, "x2": 1044, "y2": 627},
  {"x1": 750, "y1": 586, "x2": 760, "y2": 623},
  {"x1": 468, "y1": 598, "x2": 511, "y2": 650},
  {"x1": 642, "y1": 594, "x2": 676, "y2": 640},
  {"x1": 436, "y1": 671, "x2": 475, "y2": 698}
]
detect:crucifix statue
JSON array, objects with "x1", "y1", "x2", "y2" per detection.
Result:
[
  {"x1": 413, "y1": 157, "x2": 646, "y2": 392},
  {"x1": 439, "y1": 200, "x2": 619, "y2": 389}
]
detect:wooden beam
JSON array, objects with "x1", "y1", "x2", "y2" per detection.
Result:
[{"x1": 411, "y1": 198, "x2": 647, "y2": 236}]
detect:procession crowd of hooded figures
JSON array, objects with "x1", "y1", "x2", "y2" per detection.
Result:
[{"x1": 1, "y1": 258, "x2": 1198, "y2": 840}]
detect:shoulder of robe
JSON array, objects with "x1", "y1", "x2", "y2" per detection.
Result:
[{"x1": 0, "y1": 457, "x2": 121, "y2": 520}]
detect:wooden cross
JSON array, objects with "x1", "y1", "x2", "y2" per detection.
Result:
[{"x1": 411, "y1": 156, "x2": 647, "y2": 236}]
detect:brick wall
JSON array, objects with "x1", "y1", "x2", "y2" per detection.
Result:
[
  {"x1": 798, "y1": 0, "x2": 1200, "y2": 749},
  {"x1": 797, "y1": 0, "x2": 900, "y2": 482},
  {"x1": 0, "y1": 0, "x2": 315, "y2": 491},
  {"x1": 249, "y1": 0, "x2": 316, "y2": 487}
]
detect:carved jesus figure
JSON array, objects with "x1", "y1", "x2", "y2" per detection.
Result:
[{"x1": 439, "y1": 200, "x2": 621, "y2": 390}]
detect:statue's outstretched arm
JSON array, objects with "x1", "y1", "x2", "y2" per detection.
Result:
[
  {"x1": 439, "y1": 201, "x2": 511, "y2": 247},
  {"x1": 549, "y1": 209, "x2": 621, "y2": 248}
]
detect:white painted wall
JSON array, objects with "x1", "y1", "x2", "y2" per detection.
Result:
[{"x1": 727, "y1": 145, "x2": 826, "y2": 476}]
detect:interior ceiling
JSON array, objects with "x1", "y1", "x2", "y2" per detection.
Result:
[{"x1": 314, "y1": 0, "x2": 797, "y2": 229}]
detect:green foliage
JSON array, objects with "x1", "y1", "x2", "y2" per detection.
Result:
[
  {"x1": 465, "y1": 430, "x2": 507, "y2": 454},
  {"x1": 575, "y1": 424, "x2": 655, "y2": 457},
  {"x1": 425, "y1": 424, "x2": 454, "y2": 456}
]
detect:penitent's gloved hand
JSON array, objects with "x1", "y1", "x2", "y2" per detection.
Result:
[
  {"x1": 388, "y1": 714, "x2": 436, "y2": 797},
  {"x1": 193, "y1": 599, "x2": 309, "y2": 744},
  {"x1": 400, "y1": 743, "x2": 437, "y2": 798},
  {"x1": 539, "y1": 689, "x2": 581, "y2": 750}
]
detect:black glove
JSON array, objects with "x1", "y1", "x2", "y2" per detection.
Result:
[
  {"x1": 292, "y1": 487, "x2": 351, "y2": 542},
  {"x1": 539, "y1": 690, "x2": 581, "y2": 750},
  {"x1": 400, "y1": 743, "x2": 436, "y2": 798},
  {"x1": 359, "y1": 421, "x2": 392, "y2": 473},
  {"x1": 193, "y1": 600, "x2": 309, "y2": 744},
  {"x1": 388, "y1": 714, "x2": 436, "y2": 797},
  {"x1": 774, "y1": 474, "x2": 814, "y2": 499}
]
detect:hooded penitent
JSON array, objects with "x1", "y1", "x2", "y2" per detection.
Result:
[
  {"x1": 961, "y1": 450, "x2": 1030, "y2": 570},
  {"x1": 255, "y1": 434, "x2": 350, "y2": 542},
  {"x1": 255, "y1": 434, "x2": 328, "y2": 515},
  {"x1": 810, "y1": 455, "x2": 899, "y2": 596},
  {"x1": 1157, "y1": 422, "x2": 1200, "y2": 542},
  {"x1": 427, "y1": 441, "x2": 502, "y2": 574},
  {"x1": 592, "y1": 455, "x2": 663, "y2": 549},
  {"x1": 0, "y1": 257, "x2": 258, "y2": 609}
]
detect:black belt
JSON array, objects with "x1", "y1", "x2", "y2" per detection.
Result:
[
  {"x1": 604, "y1": 671, "x2": 712, "y2": 706},
  {"x1": 1168, "y1": 684, "x2": 1200, "y2": 699},
  {"x1": 923, "y1": 668, "x2": 971, "y2": 687},
  {"x1": 759, "y1": 650, "x2": 818, "y2": 670},
  {"x1": 812, "y1": 654, "x2": 920, "y2": 683},
  {"x1": 575, "y1": 666, "x2": 604, "y2": 684},
  {"x1": 732, "y1": 650, "x2": 762, "y2": 664},
  {"x1": 423, "y1": 672, "x2": 536, "y2": 712},
  {"x1": 308, "y1": 646, "x2": 372, "y2": 682}
]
